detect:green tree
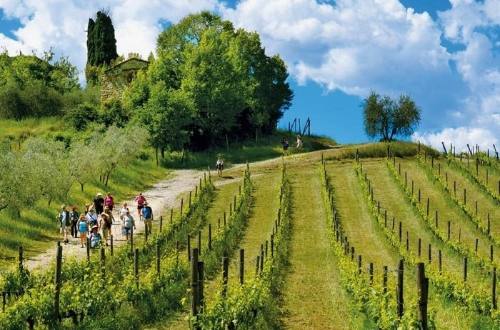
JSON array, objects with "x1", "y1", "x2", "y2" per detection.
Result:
[
  {"x1": 363, "y1": 92, "x2": 421, "y2": 141},
  {"x1": 140, "y1": 82, "x2": 194, "y2": 157},
  {"x1": 87, "y1": 11, "x2": 118, "y2": 66}
]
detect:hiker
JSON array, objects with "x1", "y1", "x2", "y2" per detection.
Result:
[
  {"x1": 281, "y1": 138, "x2": 289, "y2": 155},
  {"x1": 296, "y1": 135, "x2": 303, "y2": 149},
  {"x1": 93, "y1": 193, "x2": 104, "y2": 215},
  {"x1": 89, "y1": 225, "x2": 101, "y2": 248},
  {"x1": 78, "y1": 214, "x2": 88, "y2": 248},
  {"x1": 85, "y1": 206, "x2": 98, "y2": 228},
  {"x1": 104, "y1": 192, "x2": 114, "y2": 211},
  {"x1": 119, "y1": 203, "x2": 128, "y2": 222},
  {"x1": 141, "y1": 202, "x2": 153, "y2": 236},
  {"x1": 122, "y1": 209, "x2": 135, "y2": 241},
  {"x1": 57, "y1": 205, "x2": 70, "y2": 244},
  {"x1": 135, "y1": 193, "x2": 146, "y2": 220},
  {"x1": 69, "y1": 206, "x2": 80, "y2": 238},
  {"x1": 216, "y1": 157, "x2": 224, "y2": 176},
  {"x1": 99, "y1": 207, "x2": 114, "y2": 246}
]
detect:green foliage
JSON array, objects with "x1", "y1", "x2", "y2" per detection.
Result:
[
  {"x1": 0, "y1": 180, "x2": 216, "y2": 329},
  {"x1": 355, "y1": 162, "x2": 497, "y2": 321},
  {"x1": 0, "y1": 52, "x2": 79, "y2": 119},
  {"x1": 86, "y1": 11, "x2": 118, "y2": 67},
  {"x1": 100, "y1": 98, "x2": 130, "y2": 128},
  {"x1": 66, "y1": 102, "x2": 99, "y2": 130},
  {"x1": 199, "y1": 164, "x2": 291, "y2": 328},
  {"x1": 363, "y1": 92, "x2": 421, "y2": 142},
  {"x1": 124, "y1": 12, "x2": 293, "y2": 151}
]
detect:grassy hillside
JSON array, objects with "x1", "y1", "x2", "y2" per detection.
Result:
[{"x1": 1, "y1": 132, "x2": 498, "y2": 329}]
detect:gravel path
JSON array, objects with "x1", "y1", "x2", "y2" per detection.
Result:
[{"x1": 25, "y1": 170, "x2": 203, "y2": 271}]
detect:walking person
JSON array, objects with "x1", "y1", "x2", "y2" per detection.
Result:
[
  {"x1": 296, "y1": 135, "x2": 303, "y2": 149},
  {"x1": 78, "y1": 214, "x2": 88, "y2": 248},
  {"x1": 135, "y1": 193, "x2": 146, "y2": 221},
  {"x1": 69, "y1": 206, "x2": 80, "y2": 238},
  {"x1": 122, "y1": 209, "x2": 135, "y2": 241},
  {"x1": 99, "y1": 207, "x2": 113, "y2": 246},
  {"x1": 57, "y1": 205, "x2": 70, "y2": 244},
  {"x1": 104, "y1": 192, "x2": 115, "y2": 211},
  {"x1": 86, "y1": 206, "x2": 98, "y2": 228},
  {"x1": 216, "y1": 156, "x2": 224, "y2": 177},
  {"x1": 89, "y1": 225, "x2": 101, "y2": 248},
  {"x1": 281, "y1": 138, "x2": 289, "y2": 155},
  {"x1": 141, "y1": 202, "x2": 154, "y2": 236},
  {"x1": 93, "y1": 193, "x2": 104, "y2": 215}
]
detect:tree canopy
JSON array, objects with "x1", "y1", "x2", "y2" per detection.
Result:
[
  {"x1": 363, "y1": 92, "x2": 421, "y2": 142},
  {"x1": 86, "y1": 11, "x2": 118, "y2": 67},
  {"x1": 124, "y1": 12, "x2": 293, "y2": 151},
  {"x1": 0, "y1": 52, "x2": 79, "y2": 119}
]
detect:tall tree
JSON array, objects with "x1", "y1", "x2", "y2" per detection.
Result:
[
  {"x1": 86, "y1": 11, "x2": 118, "y2": 67},
  {"x1": 363, "y1": 92, "x2": 421, "y2": 141}
]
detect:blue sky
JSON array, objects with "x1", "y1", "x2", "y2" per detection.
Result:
[{"x1": 0, "y1": 0, "x2": 498, "y2": 149}]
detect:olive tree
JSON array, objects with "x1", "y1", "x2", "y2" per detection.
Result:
[{"x1": 363, "y1": 92, "x2": 421, "y2": 142}]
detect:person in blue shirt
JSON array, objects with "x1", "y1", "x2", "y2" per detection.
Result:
[{"x1": 78, "y1": 214, "x2": 89, "y2": 248}]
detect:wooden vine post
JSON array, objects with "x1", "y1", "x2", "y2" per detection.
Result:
[
  {"x1": 416, "y1": 263, "x2": 429, "y2": 330},
  {"x1": 54, "y1": 243, "x2": 63, "y2": 321},
  {"x1": 239, "y1": 249, "x2": 245, "y2": 285},
  {"x1": 493, "y1": 267, "x2": 497, "y2": 310},
  {"x1": 397, "y1": 259, "x2": 404, "y2": 318},
  {"x1": 197, "y1": 261, "x2": 204, "y2": 313},
  {"x1": 191, "y1": 248, "x2": 199, "y2": 317},
  {"x1": 156, "y1": 241, "x2": 161, "y2": 275},
  {"x1": 18, "y1": 246, "x2": 23, "y2": 274},
  {"x1": 134, "y1": 248, "x2": 139, "y2": 288},
  {"x1": 222, "y1": 256, "x2": 229, "y2": 297}
]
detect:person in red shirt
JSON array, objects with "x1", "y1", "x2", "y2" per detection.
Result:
[
  {"x1": 104, "y1": 192, "x2": 114, "y2": 211},
  {"x1": 135, "y1": 192, "x2": 146, "y2": 220}
]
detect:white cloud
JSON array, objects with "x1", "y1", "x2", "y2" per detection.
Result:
[
  {"x1": 0, "y1": 0, "x2": 219, "y2": 82},
  {"x1": 412, "y1": 127, "x2": 498, "y2": 153},
  {"x1": 0, "y1": 0, "x2": 498, "y2": 148}
]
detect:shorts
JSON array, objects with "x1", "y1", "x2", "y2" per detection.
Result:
[
  {"x1": 137, "y1": 205, "x2": 144, "y2": 211},
  {"x1": 80, "y1": 232, "x2": 87, "y2": 241},
  {"x1": 122, "y1": 227, "x2": 131, "y2": 236},
  {"x1": 102, "y1": 227, "x2": 109, "y2": 239}
]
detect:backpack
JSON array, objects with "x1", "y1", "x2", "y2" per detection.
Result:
[{"x1": 142, "y1": 206, "x2": 152, "y2": 220}]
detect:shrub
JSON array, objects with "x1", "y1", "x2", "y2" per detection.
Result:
[
  {"x1": 100, "y1": 98, "x2": 129, "y2": 128},
  {"x1": 66, "y1": 102, "x2": 99, "y2": 130}
]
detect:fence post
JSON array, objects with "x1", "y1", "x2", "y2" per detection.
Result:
[
  {"x1": 399, "y1": 221, "x2": 402, "y2": 243},
  {"x1": 189, "y1": 191, "x2": 192, "y2": 208},
  {"x1": 397, "y1": 259, "x2": 404, "y2": 318},
  {"x1": 86, "y1": 238, "x2": 90, "y2": 262},
  {"x1": 369, "y1": 263, "x2": 374, "y2": 285},
  {"x1": 198, "y1": 261, "x2": 204, "y2": 313},
  {"x1": 383, "y1": 266, "x2": 388, "y2": 293},
  {"x1": 447, "y1": 221, "x2": 451, "y2": 240},
  {"x1": 191, "y1": 248, "x2": 199, "y2": 317},
  {"x1": 170, "y1": 209, "x2": 173, "y2": 225},
  {"x1": 463, "y1": 257, "x2": 468, "y2": 282},
  {"x1": 491, "y1": 245, "x2": 494, "y2": 263},
  {"x1": 435, "y1": 211, "x2": 438, "y2": 228},
  {"x1": 428, "y1": 244, "x2": 432, "y2": 263},
  {"x1": 180, "y1": 198, "x2": 184, "y2": 217},
  {"x1": 255, "y1": 256, "x2": 260, "y2": 276},
  {"x1": 271, "y1": 235, "x2": 274, "y2": 257},
  {"x1": 130, "y1": 226, "x2": 134, "y2": 254},
  {"x1": 156, "y1": 241, "x2": 161, "y2": 275},
  {"x1": 18, "y1": 246, "x2": 23, "y2": 274},
  {"x1": 416, "y1": 262, "x2": 429, "y2": 330},
  {"x1": 435, "y1": 247, "x2": 441, "y2": 272},
  {"x1": 54, "y1": 243, "x2": 62, "y2": 321},
  {"x1": 110, "y1": 235, "x2": 114, "y2": 256},
  {"x1": 260, "y1": 244, "x2": 264, "y2": 273},
  {"x1": 493, "y1": 267, "x2": 497, "y2": 310},
  {"x1": 208, "y1": 224, "x2": 212, "y2": 250},
  {"x1": 463, "y1": 188, "x2": 467, "y2": 205},
  {"x1": 240, "y1": 249, "x2": 245, "y2": 285},
  {"x1": 475, "y1": 238, "x2": 479, "y2": 254},
  {"x1": 426, "y1": 198, "x2": 430, "y2": 217},
  {"x1": 198, "y1": 231, "x2": 202, "y2": 255},
  {"x1": 222, "y1": 256, "x2": 229, "y2": 297},
  {"x1": 188, "y1": 235, "x2": 191, "y2": 261},
  {"x1": 134, "y1": 248, "x2": 139, "y2": 288},
  {"x1": 358, "y1": 255, "x2": 362, "y2": 274},
  {"x1": 418, "y1": 238, "x2": 422, "y2": 257},
  {"x1": 160, "y1": 216, "x2": 163, "y2": 232},
  {"x1": 100, "y1": 247, "x2": 106, "y2": 277}
]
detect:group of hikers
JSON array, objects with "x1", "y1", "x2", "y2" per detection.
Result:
[
  {"x1": 281, "y1": 135, "x2": 303, "y2": 154},
  {"x1": 57, "y1": 192, "x2": 153, "y2": 249},
  {"x1": 56, "y1": 134, "x2": 302, "y2": 247}
]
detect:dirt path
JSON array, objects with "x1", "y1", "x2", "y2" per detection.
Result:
[{"x1": 26, "y1": 170, "x2": 204, "y2": 270}]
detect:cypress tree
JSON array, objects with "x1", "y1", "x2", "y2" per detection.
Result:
[{"x1": 86, "y1": 11, "x2": 118, "y2": 67}]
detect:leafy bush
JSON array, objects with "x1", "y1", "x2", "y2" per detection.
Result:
[
  {"x1": 100, "y1": 98, "x2": 129, "y2": 128},
  {"x1": 66, "y1": 102, "x2": 99, "y2": 130}
]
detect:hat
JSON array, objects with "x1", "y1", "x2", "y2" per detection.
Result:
[
  {"x1": 97, "y1": 192, "x2": 103, "y2": 196},
  {"x1": 91, "y1": 225, "x2": 98, "y2": 230}
]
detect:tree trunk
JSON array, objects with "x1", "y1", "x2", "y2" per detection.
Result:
[
  {"x1": 161, "y1": 147, "x2": 165, "y2": 159},
  {"x1": 155, "y1": 147, "x2": 159, "y2": 167},
  {"x1": 81, "y1": 183, "x2": 84, "y2": 192}
]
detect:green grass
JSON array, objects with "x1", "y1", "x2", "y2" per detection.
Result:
[
  {"x1": 400, "y1": 159, "x2": 498, "y2": 265},
  {"x1": 0, "y1": 117, "x2": 67, "y2": 143},
  {"x1": 282, "y1": 163, "x2": 369, "y2": 329},
  {"x1": 425, "y1": 157, "x2": 500, "y2": 238},
  {"x1": 160, "y1": 131, "x2": 336, "y2": 169},
  {"x1": 0, "y1": 153, "x2": 168, "y2": 266}
]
